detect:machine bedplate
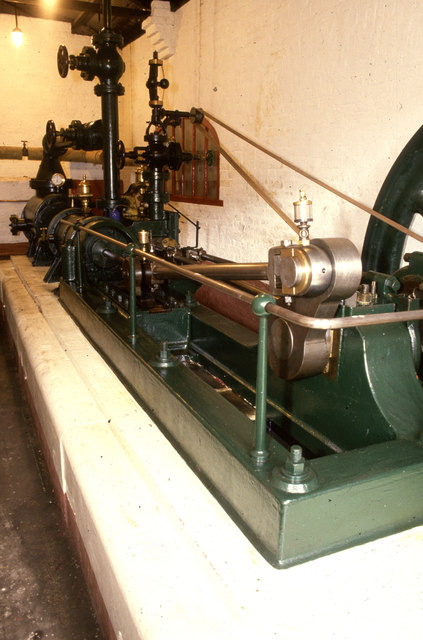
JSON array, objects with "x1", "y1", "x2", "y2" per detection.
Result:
[{"x1": 60, "y1": 280, "x2": 423, "y2": 567}]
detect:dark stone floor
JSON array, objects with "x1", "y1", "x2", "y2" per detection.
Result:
[{"x1": 0, "y1": 312, "x2": 103, "y2": 640}]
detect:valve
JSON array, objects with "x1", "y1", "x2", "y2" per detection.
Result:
[
  {"x1": 57, "y1": 44, "x2": 70, "y2": 78},
  {"x1": 45, "y1": 120, "x2": 57, "y2": 151},
  {"x1": 56, "y1": 39, "x2": 124, "y2": 89},
  {"x1": 10, "y1": 215, "x2": 28, "y2": 236},
  {"x1": 167, "y1": 141, "x2": 192, "y2": 171},
  {"x1": 57, "y1": 23, "x2": 126, "y2": 215},
  {"x1": 57, "y1": 44, "x2": 78, "y2": 79},
  {"x1": 117, "y1": 140, "x2": 126, "y2": 170},
  {"x1": 58, "y1": 119, "x2": 103, "y2": 151}
]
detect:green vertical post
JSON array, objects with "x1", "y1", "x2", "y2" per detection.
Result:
[
  {"x1": 251, "y1": 293, "x2": 276, "y2": 464},
  {"x1": 127, "y1": 245, "x2": 138, "y2": 344}
]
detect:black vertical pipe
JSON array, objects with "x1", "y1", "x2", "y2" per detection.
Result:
[
  {"x1": 101, "y1": 91, "x2": 121, "y2": 213},
  {"x1": 59, "y1": 0, "x2": 125, "y2": 216},
  {"x1": 103, "y1": 0, "x2": 112, "y2": 30},
  {"x1": 92, "y1": 0, "x2": 125, "y2": 216}
]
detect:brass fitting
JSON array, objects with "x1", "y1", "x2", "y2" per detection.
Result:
[
  {"x1": 293, "y1": 189, "x2": 313, "y2": 245},
  {"x1": 269, "y1": 242, "x2": 332, "y2": 297},
  {"x1": 77, "y1": 175, "x2": 93, "y2": 214}
]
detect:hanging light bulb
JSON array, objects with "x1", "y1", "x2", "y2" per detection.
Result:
[{"x1": 12, "y1": 6, "x2": 23, "y2": 48}]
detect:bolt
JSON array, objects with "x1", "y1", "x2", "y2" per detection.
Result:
[
  {"x1": 290, "y1": 445, "x2": 302, "y2": 463},
  {"x1": 272, "y1": 443, "x2": 318, "y2": 493},
  {"x1": 357, "y1": 283, "x2": 372, "y2": 306},
  {"x1": 283, "y1": 445, "x2": 306, "y2": 476},
  {"x1": 151, "y1": 339, "x2": 178, "y2": 369},
  {"x1": 159, "y1": 341, "x2": 170, "y2": 361}
]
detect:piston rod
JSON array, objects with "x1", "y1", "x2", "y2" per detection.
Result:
[
  {"x1": 153, "y1": 262, "x2": 268, "y2": 280},
  {"x1": 60, "y1": 220, "x2": 423, "y2": 329}
]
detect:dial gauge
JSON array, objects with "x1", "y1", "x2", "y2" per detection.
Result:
[{"x1": 51, "y1": 173, "x2": 65, "y2": 187}]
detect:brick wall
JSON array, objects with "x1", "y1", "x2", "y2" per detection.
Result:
[
  {"x1": 121, "y1": 0, "x2": 423, "y2": 262},
  {"x1": 0, "y1": 16, "x2": 104, "y2": 246},
  {"x1": 2, "y1": 2, "x2": 423, "y2": 260}
]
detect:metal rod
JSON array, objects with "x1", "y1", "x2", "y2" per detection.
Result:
[
  {"x1": 199, "y1": 109, "x2": 423, "y2": 246},
  {"x1": 128, "y1": 248, "x2": 137, "y2": 342},
  {"x1": 265, "y1": 302, "x2": 423, "y2": 329},
  {"x1": 253, "y1": 316, "x2": 269, "y2": 461},
  {"x1": 75, "y1": 227, "x2": 83, "y2": 293},
  {"x1": 60, "y1": 220, "x2": 423, "y2": 329},
  {"x1": 166, "y1": 202, "x2": 201, "y2": 247},
  {"x1": 198, "y1": 124, "x2": 298, "y2": 234},
  {"x1": 251, "y1": 295, "x2": 274, "y2": 464},
  {"x1": 62, "y1": 222, "x2": 255, "y2": 302},
  {"x1": 229, "y1": 281, "x2": 269, "y2": 296},
  {"x1": 103, "y1": 0, "x2": 111, "y2": 29},
  {"x1": 153, "y1": 262, "x2": 268, "y2": 280},
  {"x1": 196, "y1": 221, "x2": 200, "y2": 248}
]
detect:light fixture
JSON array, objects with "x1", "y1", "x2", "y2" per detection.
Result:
[{"x1": 12, "y1": 6, "x2": 23, "y2": 48}]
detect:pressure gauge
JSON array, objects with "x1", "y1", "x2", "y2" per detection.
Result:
[{"x1": 51, "y1": 173, "x2": 65, "y2": 188}]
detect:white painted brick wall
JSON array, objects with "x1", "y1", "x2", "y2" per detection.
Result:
[
  {"x1": 0, "y1": 16, "x2": 115, "y2": 244},
  {"x1": 2, "y1": 2, "x2": 423, "y2": 256},
  {"x1": 121, "y1": 0, "x2": 423, "y2": 262}
]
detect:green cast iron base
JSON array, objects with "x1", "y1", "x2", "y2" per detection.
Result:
[{"x1": 60, "y1": 281, "x2": 423, "y2": 568}]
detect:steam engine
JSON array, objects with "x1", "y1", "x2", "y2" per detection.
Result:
[{"x1": 9, "y1": 13, "x2": 423, "y2": 568}]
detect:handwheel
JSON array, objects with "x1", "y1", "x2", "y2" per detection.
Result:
[
  {"x1": 117, "y1": 140, "x2": 126, "y2": 170},
  {"x1": 57, "y1": 45, "x2": 69, "y2": 78},
  {"x1": 45, "y1": 120, "x2": 57, "y2": 150}
]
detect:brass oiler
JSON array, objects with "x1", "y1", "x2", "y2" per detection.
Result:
[
  {"x1": 293, "y1": 189, "x2": 313, "y2": 245},
  {"x1": 77, "y1": 175, "x2": 93, "y2": 214}
]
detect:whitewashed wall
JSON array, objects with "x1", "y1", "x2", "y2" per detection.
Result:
[
  {"x1": 2, "y1": 2, "x2": 423, "y2": 257},
  {"x1": 121, "y1": 0, "x2": 423, "y2": 262},
  {"x1": 0, "y1": 16, "x2": 107, "y2": 244}
]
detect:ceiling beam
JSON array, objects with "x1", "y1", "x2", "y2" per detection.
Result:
[
  {"x1": 3, "y1": 0, "x2": 148, "y2": 18},
  {"x1": 72, "y1": 8, "x2": 99, "y2": 31}
]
